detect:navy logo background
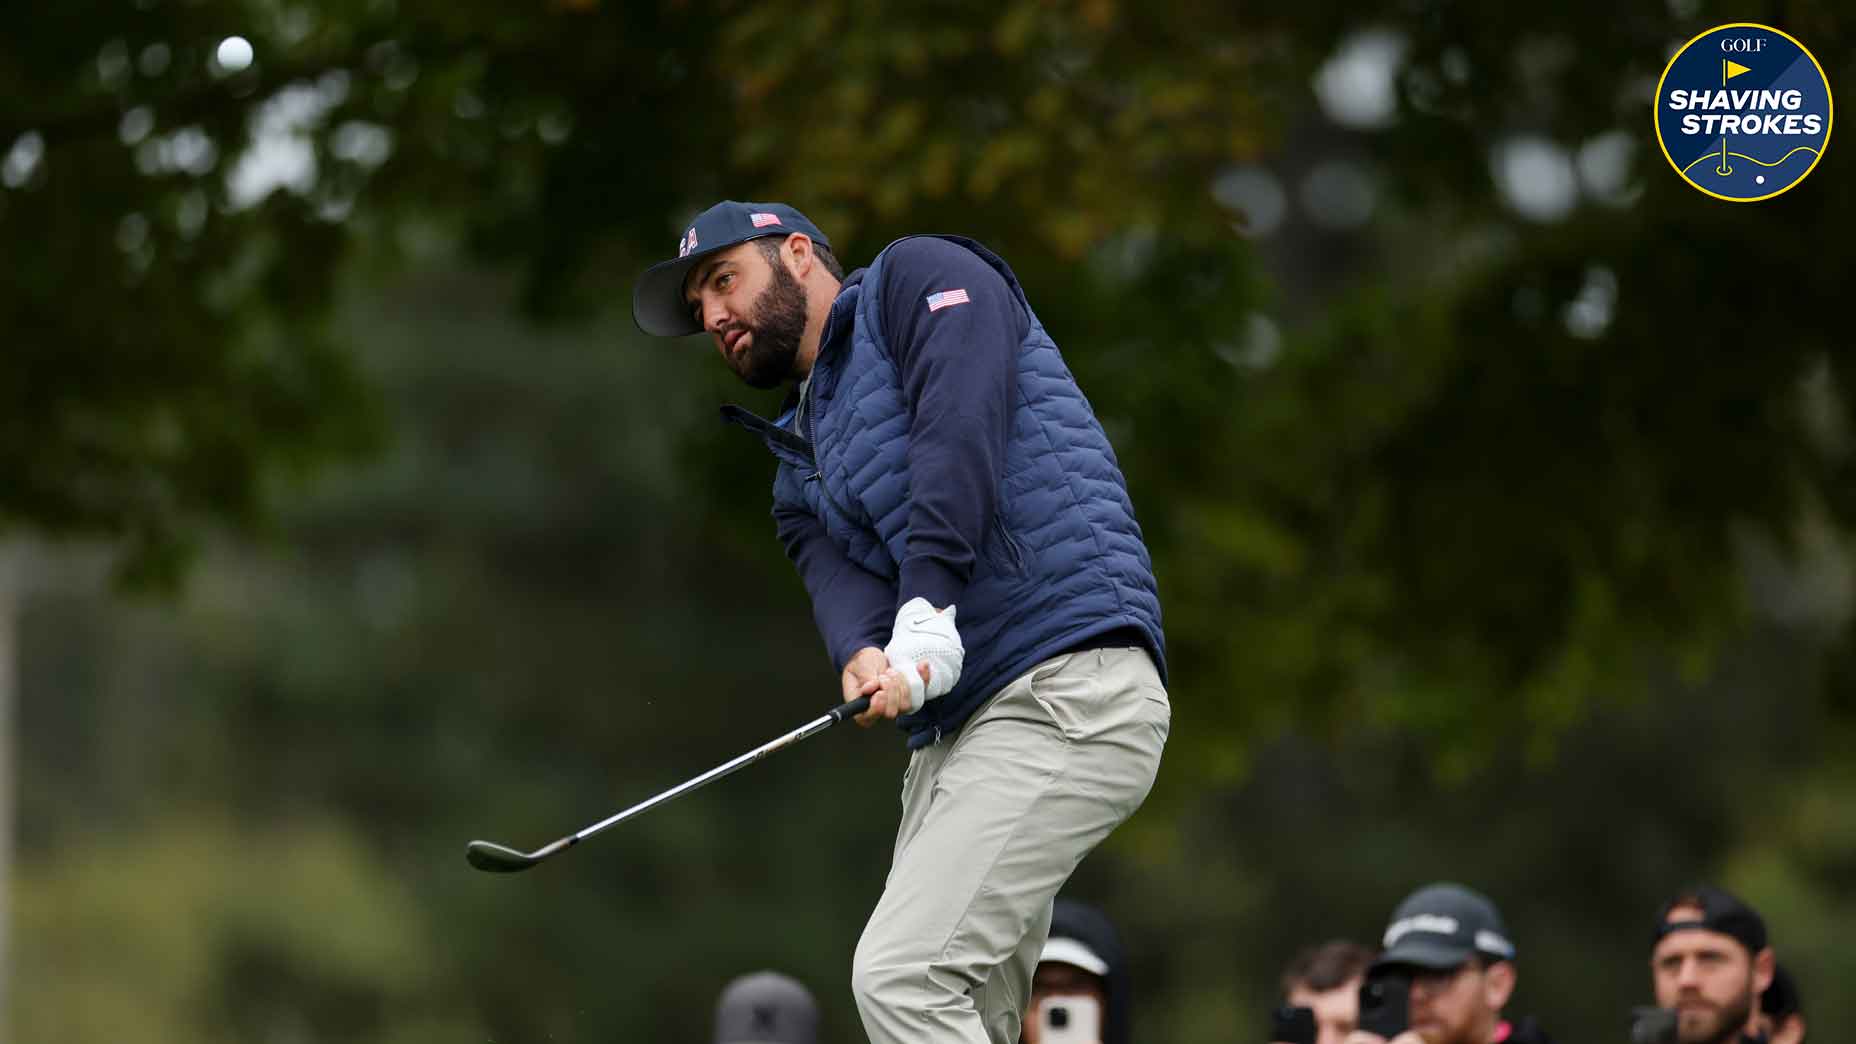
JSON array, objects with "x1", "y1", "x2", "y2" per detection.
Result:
[{"x1": 1655, "y1": 24, "x2": 1832, "y2": 201}]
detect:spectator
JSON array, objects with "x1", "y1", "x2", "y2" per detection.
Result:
[
  {"x1": 1279, "y1": 940, "x2": 1375, "y2": 1044},
  {"x1": 716, "y1": 971, "x2": 819, "y2": 1044},
  {"x1": 1648, "y1": 886, "x2": 1775, "y2": 1044},
  {"x1": 1345, "y1": 882, "x2": 1551, "y2": 1044},
  {"x1": 1023, "y1": 899, "x2": 1130, "y2": 1044}
]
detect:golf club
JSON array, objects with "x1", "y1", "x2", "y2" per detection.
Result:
[{"x1": 466, "y1": 694, "x2": 872, "y2": 873}]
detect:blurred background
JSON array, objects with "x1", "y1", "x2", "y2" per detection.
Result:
[{"x1": 3, "y1": 1, "x2": 1851, "y2": 1041}]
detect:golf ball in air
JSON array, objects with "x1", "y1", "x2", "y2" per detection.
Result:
[{"x1": 217, "y1": 36, "x2": 253, "y2": 72}]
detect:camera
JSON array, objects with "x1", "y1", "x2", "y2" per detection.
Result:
[
  {"x1": 1270, "y1": 1004, "x2": 1317, "y2": 1044},
  {"x1": 1037, "y1": 994, "x2": 1101, "y2": 1044},
  {"x1": 1630, "y1": 1007, "x2": 1678, "y2": 1044},
  {"x1": 1358, "y1": 967, "x2": 1411, "y2": 1039}
]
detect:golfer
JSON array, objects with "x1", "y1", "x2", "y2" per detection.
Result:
[{"x1": 633, "y1": 201, "x2": 1170, "y2": 1044}]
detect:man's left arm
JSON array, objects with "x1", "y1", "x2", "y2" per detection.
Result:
[
  {"x1": 885, "y1": 237, "x2": 1026, "y2": 609},
  {"x1": 874, "y1": 237, "x2": 1028, "y2": 707}
]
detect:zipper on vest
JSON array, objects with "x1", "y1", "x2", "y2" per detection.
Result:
[
  {"x1": 803, "y1": 383, "x2": 873, "y2": 530},
  {"x1": 803, "y1": 469, "x2": 864, "y2": 530},
  {"x1": 804, "y1": 382, "x2": 822, "y2": 461},
  {"x1": 993, "y1": 514, "x2": 1027, "y2": 574}
]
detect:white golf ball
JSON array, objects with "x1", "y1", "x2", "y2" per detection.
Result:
[{"x1": 216, "y1": 36, "x2": 253, "y2": 72}]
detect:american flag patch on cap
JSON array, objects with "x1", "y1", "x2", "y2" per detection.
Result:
[
  {"x1": 750, "y1": 212, "x2": 782, "y2": 228},
  {"x1": 926, "y1": 288, "x2": 970, "y2": 312}
]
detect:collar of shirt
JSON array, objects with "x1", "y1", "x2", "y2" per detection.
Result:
[
  {"x1": 794, "y1": 370, "x2": 814, "y2": 433},
  {"x1": 792, "y1": 269, "x2": 865, "y2": 434}
]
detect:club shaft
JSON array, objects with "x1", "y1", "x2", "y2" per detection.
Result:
[{"x1": 569, "y1": 705, "x2": 848, "y2": 846}]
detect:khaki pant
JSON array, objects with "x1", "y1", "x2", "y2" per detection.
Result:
[{"x1": 851, "y1": 646, "x2": 1170, "y2": 1044}]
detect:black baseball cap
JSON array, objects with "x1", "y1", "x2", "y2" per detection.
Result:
[
  {"x1": 1373, "y1": 882, "x2": 1517, "y2": 971},
  {"x1": 713, "y1": 971, "x2": 818, "y2": 1044},
  {"x1": 632, "y1": 200, "x2": 831, "y2": 337},
  {"x1": 1654, "y1": 884, "x2": 1767, "y2": 955},
  {"x1": 1762, "y1": 963, "x2": 1802, "y2": 1019}
]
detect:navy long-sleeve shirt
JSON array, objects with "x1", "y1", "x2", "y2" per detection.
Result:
[{"x1": 776, "y1": 237, "x2": 1029, "y2": 669}]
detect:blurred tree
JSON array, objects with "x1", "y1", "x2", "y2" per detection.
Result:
[{"x1": 4, "y1": 0, "x2": 1847, "y2": 759}]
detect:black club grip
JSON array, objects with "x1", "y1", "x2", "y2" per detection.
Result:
[{"x1": 829, "y1": 696, "x2": 872, "y2": 723}]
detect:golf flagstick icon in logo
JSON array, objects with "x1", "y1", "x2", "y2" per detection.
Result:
[
  {"x1": 1656, "y1": 23, "x2": 1832, "y2": 201},
  {"x1": 1713, "y1": 58, "x2": 1752, "y2": 175}
]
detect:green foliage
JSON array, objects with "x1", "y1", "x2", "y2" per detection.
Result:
[
  {"x1": 0, "y1": 4, "x2": 384, "y2": 584},
  {"x1": 13, "y1": 814, "x2": 459, "y2": 1043},
  {"x1": 7, "y1": 0, "x2": 1850, "y2": 742}
]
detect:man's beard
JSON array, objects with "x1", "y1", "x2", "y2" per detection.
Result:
[
  {"x1": 1675, "y1": 990, "x2": 1755, "y2": 1044},
  {"x1": 1411, "y1": 1018, "x2": 1471, "y2": 1044},
  {"x1": 728, "y1": 260, "x2": 808, "y2": 390}
]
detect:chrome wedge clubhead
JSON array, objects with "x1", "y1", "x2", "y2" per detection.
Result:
[{"x1": 466, "y1": 840, "x2": 554, "y2": 873}]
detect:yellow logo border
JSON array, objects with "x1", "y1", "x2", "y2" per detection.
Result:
[{"x1": 1653, "y1": 22, "x2": 1834, "y2": 203}]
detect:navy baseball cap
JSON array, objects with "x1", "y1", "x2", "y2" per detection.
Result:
[
  {"x1": 1373, "y1": 883, "x2": 1517, "y2": 971},
  {"x1": 632, "y1": 200, "x2": 831, "y2": 337}
]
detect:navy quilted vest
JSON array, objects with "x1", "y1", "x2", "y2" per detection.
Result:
[{"x1": 741, "y1": 236, "x2": 1164, "y2": 747}]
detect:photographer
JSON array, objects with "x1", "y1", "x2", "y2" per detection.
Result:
[
  {"x1": 1022, "y1": 899, "x2": 1130, "y2": 1044},
  {"x1": 1343, "y1": 883, "x2": 1551, "y2": 1044},
  {"x1": 1277, "y1": 940, "x2": 1375, "y2": 1044},
  {"x1": 1645, "y1": 886, "x2": 1775, "y2": 1044}
]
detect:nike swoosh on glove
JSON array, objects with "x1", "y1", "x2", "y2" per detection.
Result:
[{"x1": 882, "y1": 597, "x2": 963, "y2": 713}]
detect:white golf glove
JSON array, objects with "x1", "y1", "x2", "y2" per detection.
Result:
[{"x1": 883, "y1": 596, "x2": 963, "y2": 713}]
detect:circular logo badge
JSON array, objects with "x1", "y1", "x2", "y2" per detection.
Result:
[{"x1": 1655, "y1": 23, "x2": 1832, "y2": 201}]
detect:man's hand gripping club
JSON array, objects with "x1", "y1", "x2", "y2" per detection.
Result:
[{"x1": 840, "y1": 597, "x2": 964, "y2": 726}]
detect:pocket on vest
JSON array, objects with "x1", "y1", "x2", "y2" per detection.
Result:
[{"x1": 983, "y1": 513, "x2": 1029, "y2": 577}]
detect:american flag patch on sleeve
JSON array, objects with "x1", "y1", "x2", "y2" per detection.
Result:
[{"x1": 926, "y1": 288, "x2": 970, "y2": 312}]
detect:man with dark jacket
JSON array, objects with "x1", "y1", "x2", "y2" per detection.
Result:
[
  {"x1": 1022, "y1": 899, "x2": 1132, "y2": 1044},
  {"x1": 634, "y1": 203, "x2": 1170, "y2": 1044}
]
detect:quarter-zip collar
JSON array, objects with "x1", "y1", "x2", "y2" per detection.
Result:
[{"x1": 809, "y1": 268, "x2": 866, "y2": 392}]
